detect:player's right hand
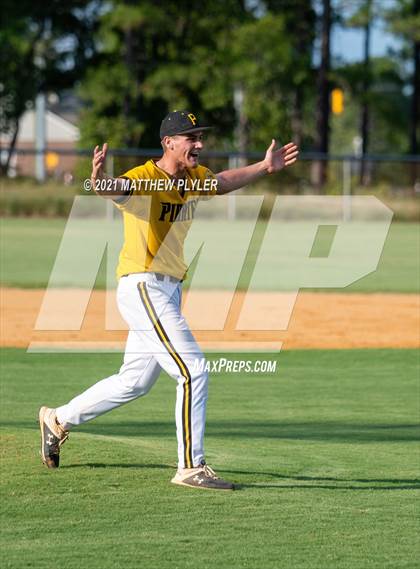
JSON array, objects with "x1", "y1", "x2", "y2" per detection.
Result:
[{"x1": 91, "y1": 142, "x2": 108, "y2": 181}]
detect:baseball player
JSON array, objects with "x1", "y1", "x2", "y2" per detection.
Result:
[{"x1": 39, "y1": 110, "x2": 298, "y2": 490}]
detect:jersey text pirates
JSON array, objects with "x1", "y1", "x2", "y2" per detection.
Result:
[{"x1": 113, "y1": 159, "x2": 217, "y2": 280}]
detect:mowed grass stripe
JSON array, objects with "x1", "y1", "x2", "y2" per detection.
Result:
[{"x1": 1, "y1": 348, "x2": 419, "y2": 569}]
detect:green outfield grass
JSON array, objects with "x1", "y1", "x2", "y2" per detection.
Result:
[
  {"x1": 1, "y1": 348, "x2": 419, "y2": 569},
  {"x1": 0, "y1": 218, "x2": 419, "y2": 291}
]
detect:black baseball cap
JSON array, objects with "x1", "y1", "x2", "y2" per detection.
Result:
[{"x1": 160, "y1": 110, "x2": 212, "y2": 139}]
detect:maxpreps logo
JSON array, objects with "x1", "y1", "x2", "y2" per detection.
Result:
[
  {"x1": 159, "y1": 199, "x2": 199, "y2": 222},
  {"x1": 192, "y1": 358, "x2": 278, "y2": 374}
]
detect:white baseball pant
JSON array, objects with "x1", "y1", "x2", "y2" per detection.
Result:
[{"x1": 56, "y1": 273, "x2": 208, "y2": 468}]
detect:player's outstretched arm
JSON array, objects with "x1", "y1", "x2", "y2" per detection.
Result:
[
  {"x1": 91, "y1": 143, "x2": 129, "y2": 199},
  {"x1": 215, "y1": 140, "x2": 299, "y2": 195}
]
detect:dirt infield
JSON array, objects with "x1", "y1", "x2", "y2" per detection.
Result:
[{"x1": 1, "y1": 287, "x2": 418, "y2": 350}]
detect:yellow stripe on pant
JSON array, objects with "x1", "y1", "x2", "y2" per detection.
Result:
[{"x1": 137, "y1": 282, "x2": 192, "y2": 468}]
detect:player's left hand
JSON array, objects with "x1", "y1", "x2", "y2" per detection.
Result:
[{"x1": 264, "y1": 140, "x2": 299, "y2": 174}]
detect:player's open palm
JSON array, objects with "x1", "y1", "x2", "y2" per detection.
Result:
[
  {"x1": 91, "y1": 143, "x2": 108, "y2": 182},
  {"x1": 264, "y1": 140, "x2": 299, "y2": 174}
]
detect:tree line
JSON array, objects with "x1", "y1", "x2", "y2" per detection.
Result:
[{"x1": 0, "y1": 0, "x2": 419, "y2": 186}]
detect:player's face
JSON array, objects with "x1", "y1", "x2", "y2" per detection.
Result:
[{"x1": 172, "y1": 133, "x2": 204, "y2": 168}]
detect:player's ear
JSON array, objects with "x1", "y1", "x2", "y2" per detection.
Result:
[{"x1": 163, "y1": 136, "x2": 174, "y2": 152}]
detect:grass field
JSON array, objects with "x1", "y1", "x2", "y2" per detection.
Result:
[
  {"x1": 0, "y1": 218, "x2": 419, "y2": 291},
  {"x1": 1, "y1": 348, "x2": 419, "y2": 569}
]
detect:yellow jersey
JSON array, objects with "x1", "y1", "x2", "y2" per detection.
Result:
[{"x1": 113, "y1": 159, "x2": 217, "y2": 280}]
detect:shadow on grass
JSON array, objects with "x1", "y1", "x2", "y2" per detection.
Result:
[
  {"x1": 57, "y1": 465, "x2": 420, "y2": 491},
  {"x1": 83, "y1": 421, "x2": 420, "y2": 443},
  {"x1": 9, "y1": 419, "x2": 420, "y2": 443},
  {"x1": 235, "y1": 483, "x2": 420, "y2": 490},
  {"x1": 225, "y1": 469, "x2": 420, "y2": 491},
  {"x1": 61, "y1": 462, "x2": 172, "y2": 470},
  {"x1": 56, "y1": 460, "x2": 420, "y2": 488},
  {"x1": 225, "y1": 468, "x2": 420, "y2": 485}
]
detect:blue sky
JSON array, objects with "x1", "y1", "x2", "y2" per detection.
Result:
[
  {"x1": 330, "y1": 0, "x2": 402, "y2": 63},
  {"x1": 332, "y1": 24, "x2": 402, "y2": 63}
]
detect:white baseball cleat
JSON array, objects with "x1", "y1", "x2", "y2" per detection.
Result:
[
  {"x1": 171, "y1": 461, "x2": 234, "y2": 490},
  {"x1": 39, "y1": 406, "x2": 69, "y2": 468}
]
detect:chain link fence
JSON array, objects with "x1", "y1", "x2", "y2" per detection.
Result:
[{"x1": 1, "y1": 148, "x2": 419, "y2": 220}]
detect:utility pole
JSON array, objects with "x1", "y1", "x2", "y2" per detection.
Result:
[
  {"x1": 229, "y1": 84, "x2": 247, "y2": 220},
  {"x1": 35, "y1": 93, "x2": 46, "y2": 182},
  {"x1": 312, "y1": 0, "x2": 331, "y2": 190},
  {"x1": 360, "y1": 0, "x2": 372, "y2": 186}
]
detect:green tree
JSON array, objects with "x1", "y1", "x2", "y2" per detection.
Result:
[
  {"x1": 263, "y1": 0, "x2": 316, "y2": 147},
  {"x1": 78, "y1": 1, "x2": 317, "y2": 154},
  {"x1": 0, "y1": 0, "x2": 97, "y2": 175},
  {"x1": 78, "y1": 0, "x2": 250, "y2": 149},
  {"x1": 332, "y1": 57, "x2": 408, "y2": 154},
  {"x1": 385, "y1": 0, "x2": 420, "y2": 156},
  {"x1": 332, "y1": 1, "x2": 411, "y2": 160},
  {"x1": 342, "y1": 0, "x2": 374, "y2": 183}
]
